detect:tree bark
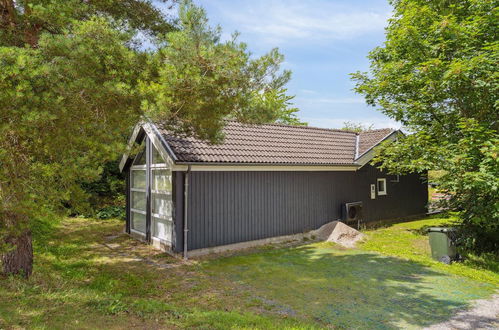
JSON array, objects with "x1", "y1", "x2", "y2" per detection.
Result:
[{"x1": 2, "y1": 230, "x2": 33, "y2": 278}]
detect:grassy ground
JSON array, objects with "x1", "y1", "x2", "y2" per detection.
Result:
[
  {"x1": 0, "y1": 214, "x2": 497, "y2": 329},
  {"x1": 359, "y1": 214, "x2": 499, "y2": 285},
  {"x1": 1, "y1": 217, "x2": 315, "y2": 329}
]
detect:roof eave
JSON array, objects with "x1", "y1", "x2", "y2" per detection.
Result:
[
  {"x1": 175, "y1": 161, "x2": 361, "y2": 167},
  {"x1": 119, "y1": 121, "x2": 179, "y2": 173},
  {"x1": 354, "y1": 130, "x2": 401, "y2": 167}
]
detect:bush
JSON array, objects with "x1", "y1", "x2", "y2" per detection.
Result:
[
  {"x1": 438, "y1": 121, "x2": 499, "y2": 254},
  {"x1": 96, "y1": 206, "x2": 125, "y2": 220}
]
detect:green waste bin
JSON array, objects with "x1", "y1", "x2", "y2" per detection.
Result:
[{"x1": 428, "y1": 227, "x2": 457, "y2": 264}]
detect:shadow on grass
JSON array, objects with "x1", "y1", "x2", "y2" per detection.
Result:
[
  {"x1": 2, "y1": 218, "x2": 319, "y2": 329},
  {"x1": 206, "y1": 243, "x2": 496, "y2": 329},
  {"x1": 3, "y1": 217, "x2": 494, "y2": 329}
]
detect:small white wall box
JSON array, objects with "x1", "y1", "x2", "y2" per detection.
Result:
[{"x1": 370, "y1": 184, "x2": 376, "y2": 199}]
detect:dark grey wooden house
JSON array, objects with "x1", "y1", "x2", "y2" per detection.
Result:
[{"x1": 119, "y1": 121, "x2": 427, "y2": 256}]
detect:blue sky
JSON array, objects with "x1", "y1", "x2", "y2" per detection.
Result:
[{"x1": 189, "y1": 1, "x2": 398, "y2": 129}]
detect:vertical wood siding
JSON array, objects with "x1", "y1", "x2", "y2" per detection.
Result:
[
  {"x1": 182, "y1": 165, "x2": 428, "y2": 250},
  {"x1": 173, "y1": 171, "x2": 184, "y2": 253}
]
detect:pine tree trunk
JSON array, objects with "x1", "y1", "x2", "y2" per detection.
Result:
[{"x1": 2, "y1": 230, "x2": 33, "y2": 278}]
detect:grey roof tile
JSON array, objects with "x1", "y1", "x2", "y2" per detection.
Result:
[
  {"x1": 358, "y1": 129, "x2": 394, "y2": 156},
  {"x1": 156, "y1": 121, "x2": 394, "y2": 165}
]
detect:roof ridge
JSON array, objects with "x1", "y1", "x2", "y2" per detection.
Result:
[
  {"x1": 225, "y1": 120, "x2": 359, "y2": 134},
  {"x1": 360, "y1": 128, "x2": 395, "y2": 133}
]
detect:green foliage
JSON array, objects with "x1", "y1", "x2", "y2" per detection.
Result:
[
  {"x1": 140, "y1": 0, "x2": 303, "y2": 143},
  {"x1": 341, "y1": 121, "x2": 375, "y2": 132},
  {"x1": 0, "y1": 17, "x2": 142, "y2": 247},
  {"x1": 96, "y1": 206, "x2": 126, "y2": 220},
  {"x1": 1, "y1": 0, "x2": 301, "y2": 268},
  {"x1": 79, "y1": 159, "x2": 126, "y2": 216},
  {"x1": 352, "y1": 0, "x2": 498, "y2": 253},
  {"x1": 439, "y1": 121, "x2": 498, "y2": 252},
  {"x1": 0, "y1": 0, "x2": 176, "y2": 47}
]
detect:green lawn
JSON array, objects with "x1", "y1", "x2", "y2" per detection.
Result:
[
  {"x1": 359, "y1": 214, "x2": 498, "y2": 285},
  {"x1": 0, "y1": 215, "x2": 497, "y2": 329}
]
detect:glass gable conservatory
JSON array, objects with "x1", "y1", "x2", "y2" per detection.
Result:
[{"x1": 129, "y1": 137, "x2": 173, "y2": 246}]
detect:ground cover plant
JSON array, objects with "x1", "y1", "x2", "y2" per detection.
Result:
[{"x1": 1, "y1": 214, "x2": 497, "y2": 329}]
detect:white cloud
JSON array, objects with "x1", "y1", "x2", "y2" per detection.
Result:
[{"x1": 208, "y1": 0, "x2": 390, "y2": 45}]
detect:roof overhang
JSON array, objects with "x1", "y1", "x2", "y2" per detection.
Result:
[
  {"x1": 119, "y1": 121, "x2": 178, "y2": 172},
  {"x1": 120, "y1": 122, "x2": 400, "y2": 173},
  {"x1": 354, "y1": 130, "x2": 401, "y2": 167},
  {"x1": 173, "y1": 164, "x2": 359, "y2": 171}
]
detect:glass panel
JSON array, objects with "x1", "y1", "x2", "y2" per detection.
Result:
[
  {"x1": 131, "y1": 170, "x2": 146, "y2": 189},
  {"x1": 378, "y1": 179, "x2": 386, "y2": 193},
  {"x1": 152, "y1": 145, "x2": 166, "y2": 164},
  {"x1": 131, "y1": 212, "x2": 146, "y2": 233},
  {"x1": 152, "y1": 169, "x2": 171, "y2": 191},
  {"x1": 152, "y1": 193, "x2": 172, "y2": 216},
  {"x1": 133, "y1": 146, "x2": 146, "y2": 165},
  {"x1": 152, "y1": 216, "x2": 172, "y2": 242},
  {"x1": 132, "y1": 191, "x2": 146, "y2": 210}
]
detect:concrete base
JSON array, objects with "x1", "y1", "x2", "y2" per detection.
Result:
[
  {"x1": 125, "y1": 213, "x2": 429, "y2": 259},
  {"x1": 186, "y1": 231, "x2": 317, "y2": 258},
  {"x1": 126, "y1": 227, "x2": 317, "y2": 259}
]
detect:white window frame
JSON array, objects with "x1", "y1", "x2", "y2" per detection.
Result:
[
  {"x1": 130, "y1": 162, "x2": 147, "y2": 234},
  {"x1": 128, "y1": 136, "x2": 174, "y2": 245},
  {"x1": 130, "y1": 211, "x2": 147, "y2": 237},
  {"x1": 130, "y1": 229, "x2": 146, "y2": 238},
  {"x1": 377, "y1": 178, "x2": 387, "y2": 195},
  {"x1": 150, "y1": 147, "x2": 174, "y2": 243}
]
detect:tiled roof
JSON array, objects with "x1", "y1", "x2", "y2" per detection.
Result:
[
  {"x1": 157, "y1": 121, "x2": 394, "y2": 165},
  {"x1": 358, "y1": 128, "x2": 394, "y2": 156}
]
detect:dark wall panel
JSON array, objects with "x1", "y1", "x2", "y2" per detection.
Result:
[
  {"x1": 184, "y1": 165, "x2": 428, "y2": 250},
  {"x1": 173, "y1": 171, "x2": 184, "y2": 253}
]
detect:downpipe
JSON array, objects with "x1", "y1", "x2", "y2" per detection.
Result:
[{"x1": 183, "y1": 165, "x2": 191, "y2": 260}]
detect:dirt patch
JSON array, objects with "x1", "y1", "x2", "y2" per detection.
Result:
[{"x1": 313, "y1": 221, "x2": 365, "y2": 248}]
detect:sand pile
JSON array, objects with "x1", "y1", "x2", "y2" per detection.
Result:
[{"x1": 313, "y1": 221, "x2": 365, "y2": 248}]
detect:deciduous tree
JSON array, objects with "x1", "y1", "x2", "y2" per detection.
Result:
[{"x1": 352, "y1": 0, "x2": 498, "y2": 252}]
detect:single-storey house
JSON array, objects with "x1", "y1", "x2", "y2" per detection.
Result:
[{"x1": 119, "y1": 121, "x2": 428, "y2": 257}]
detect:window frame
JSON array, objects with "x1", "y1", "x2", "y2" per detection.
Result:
[
  {"x1": 128, "y1": 136, "x2": 174, "y2": 245},
  {"x1": 377, "y1": 178, "x2": 387, "y2": 196},
  {"x1": 150, "y1": 163, "x2": 173, "y2": 243},
  {"x1": 129, "y1": 141, "x2": 148, "y2": 234}
]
